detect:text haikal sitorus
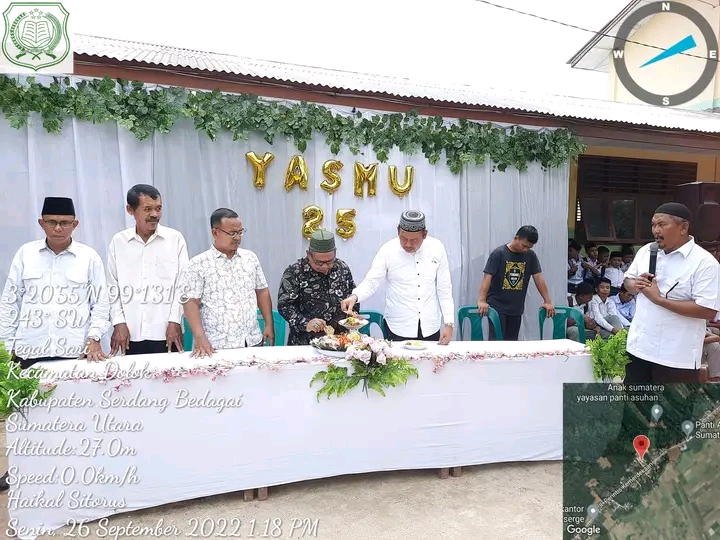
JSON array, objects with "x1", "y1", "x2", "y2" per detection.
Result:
[{"x1": 4, "y1": 387, "x2": 244, "y2": 414}]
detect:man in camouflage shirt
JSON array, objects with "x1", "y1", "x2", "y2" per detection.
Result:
[{"x1": 277, "y1": 229, "x2": 358, "y2": 345}]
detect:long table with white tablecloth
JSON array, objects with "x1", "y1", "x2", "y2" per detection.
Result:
[{"x1": 6, "y1": 339, "x2": 593, "y2": 539}]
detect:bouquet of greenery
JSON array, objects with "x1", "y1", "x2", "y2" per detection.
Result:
[
  {"x1": 310, "y1": 333, "x2": 418, "y2": 400},
  {"x1": 587, "y1": 329, "x2": 630, "y2": 382},
  {"x1": 0, "y1": 342, "x2": 55, "y2": 420}
]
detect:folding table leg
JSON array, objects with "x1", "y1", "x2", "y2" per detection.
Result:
[
  {"x1": 243, "y1": 489, "x2": 254, "y2": 501},
  {"x1": 437, "y1": 468, "x2": 450, "y2": 479},
  {"x1": 450, "y1": 467, "x2": 463, "y2": 477},
  {"x1": 257, "y1": 487, "x2": 268, "y2": 501}
]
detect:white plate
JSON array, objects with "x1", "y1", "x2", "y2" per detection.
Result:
[
  {"x1": 403, "y1": 341, "x2": 427, "y2": 350},
  {"x1": 311, "y1": 346, "x2": 346, "y2": 358},
  {"x1": 339, "y1": 318, "x2": 369, "y2": 330}
]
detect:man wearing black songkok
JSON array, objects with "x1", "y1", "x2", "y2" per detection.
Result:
[
  {"x1": 0, "y1": 197, "x2": 112, "y2": 491},
  {"x1": 623, "y1": 202, "x2": 719, "y2": 383}
]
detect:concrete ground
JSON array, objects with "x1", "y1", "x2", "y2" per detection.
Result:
[{"x1": 0, "y1": 422, "x2": 562, "y2": 540}]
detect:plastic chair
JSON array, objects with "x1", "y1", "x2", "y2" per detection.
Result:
[
  {"x1": 257, "y1": 308, "x2": 287, "y2": 346},
  {"x1": 457, "y1": 306, "x2": 503, "y2": 341},
  {"x1": 358, "y1": 310, "x2": 386, "y2": 338},
  {"x1": 182, "y1": 318, "x2": 193, "y2": 351},
  {"x1": 539, "y1": 306, "x2": 586, "y2": 343},
  {"x1": 182, "y1": 309, "x2": 288, "y2": 349}
]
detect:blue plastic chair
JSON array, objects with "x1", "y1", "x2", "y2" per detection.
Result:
[
  {"x1": 358, "y1": 310, "x2": 386, "y2": 338},
  {"x1": 457, "y1": 305, "x2": 503, "y2": 341},
  {"x1": 182, "y1": 308, "x2": 287, "y2": 349},
  {"x1": 539, "y1": 306, "x2": 586, "y2": 343}
]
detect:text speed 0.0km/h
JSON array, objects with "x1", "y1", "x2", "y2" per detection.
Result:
[{"x1": 612, "y1": 1, "x2": 718, "y2": 106}]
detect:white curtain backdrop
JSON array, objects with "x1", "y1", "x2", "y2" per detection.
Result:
[{"x1": 0, "y1": 104, "x2": 569, "y2": 341}]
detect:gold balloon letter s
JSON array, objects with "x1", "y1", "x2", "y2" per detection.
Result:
[
  {"x1": 302, "y1": 205, "x2": 324, "y2": 239},
  {"x1": 335, "y1": 208, "x2": 356, "y2": 240},
  {"x1": 388, "y1": 165, "x2": 414, "y2": 198},
  {"x1": 320, "y1": 160, "x2": 343, "y2": 195},
  {"x1": 353, "y1": 162, "x2": 378, "y2": 198},
  {"x1": 285, "y1": 155, "x2": 309, "y2": 192},
  {"x1": 245, "y1": 151, "x2": 275, "y2": 190}
]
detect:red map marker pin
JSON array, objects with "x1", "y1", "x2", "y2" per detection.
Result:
[{"x1": 633, "y1": 435, "x2": 650, "y2": 461}]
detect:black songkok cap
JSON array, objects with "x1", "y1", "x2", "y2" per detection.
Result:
[
  {"x1": 41, "y1": 197, "x2": 75, "y2": 216},
  {"x1": 654, "y1": 202, "x2": 691, "y2": 221}
]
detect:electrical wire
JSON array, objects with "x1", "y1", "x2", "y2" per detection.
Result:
[{"x1": 472, "y1": 0, "x2": 720, "y2": 62}]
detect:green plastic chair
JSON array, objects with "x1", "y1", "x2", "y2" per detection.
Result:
[
  {"x1": 358, "y1": 310, "x2": 386, "y2": 338},
  {"x1": 257, "y1": 309, "x2": 287, "y2": 346},
  {"x1": 182, "y1": 308, "x2": 287, "y2": 349},
  {"x1": 457, "y1": 305, "x2": 503, "y2": 341},
  {"x1": 539, "y1": 306, "x2": 586, "y2": 343}
]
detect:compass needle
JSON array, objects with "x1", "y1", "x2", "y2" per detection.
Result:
[{"x1": 640, "y1": 35, "x2": 697, "y2": 68}]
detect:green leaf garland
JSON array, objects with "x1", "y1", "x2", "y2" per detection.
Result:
[{"x1": 0, "y1": 75, "x2": 586, "y2": 173}]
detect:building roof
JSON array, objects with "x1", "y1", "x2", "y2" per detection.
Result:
[
  {"x1": 567, "y1": 0, "x2": 655, "y2": 72},
  {"x1": 73, "y1": 33, "x2": 720, "y2": 134}
]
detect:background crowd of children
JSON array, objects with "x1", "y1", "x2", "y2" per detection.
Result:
[{"x1": 567, "y1": 239, "x2": 720, "y2": 379}]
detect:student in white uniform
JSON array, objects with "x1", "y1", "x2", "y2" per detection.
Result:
[
  {"x1": 0, "y1": 196, "x2": 111, "y2": 491},
  {"x1": 341, "y1": 211, "x2": 454, "y2": 345},
  {"x1": 107, "y1": 185, "x2": 188, "y2": 355},
  {"x1": 624, "y1": 203, "x2": 720, "y2": 383}
]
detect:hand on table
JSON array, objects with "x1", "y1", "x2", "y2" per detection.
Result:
[
  {"x1": 705, "y1": 334, "x2": 720, "y2": 345},
  {"x1": 166, "y1": 322, "x2": 184, "y2": 352},
  {"x1": 110, "y1": 323, "x2": 130, "y2": 356},
  {"x1": 81, "y1": 340, "x2": 108, "y2": 362},
  {"x1": 438, "y1": 325, "x2": 453, "y2": 346},
  {"x1": 191, "y1": 336, "x2": 215, "y2": 358},
  {"x1": 340, "y1": 295, "x2": 357, "y2": 313}
]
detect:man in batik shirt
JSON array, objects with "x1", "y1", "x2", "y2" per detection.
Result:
[{"x1": 278, "y1": 229, "x2": 358, "y2": 345}]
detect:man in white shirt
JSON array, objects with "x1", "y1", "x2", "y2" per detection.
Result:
[
  {"x1": 107, "y1": 184, "x2": 188, "y2": 355},
  {"x1": 178, "y1": 208, "x2": 274, "y2": 358},
  {"x1": 0, "y1": 196, "x2": 111, "y2": 491},
  {"x1": 340, "y1": 211, "x2": 454, "y2": 344},
  {"x1": 624, "y1": 203, "x2": 720, "y2": 383}
]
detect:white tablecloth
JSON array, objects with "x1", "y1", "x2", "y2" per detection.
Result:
[{"x1": 6, "y1": 339, "x2": 592, "y2": 539}]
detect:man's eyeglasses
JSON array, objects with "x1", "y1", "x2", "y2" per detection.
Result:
[
  {"x1": 43, "y1": 220, "x2": 74, "y2": 229},
  {"x1": 309, "y1": 252, "x2": 336, "y2": 267},
  {"x1": 217, "y1": 227, "x2": 246, "y2": 239}
]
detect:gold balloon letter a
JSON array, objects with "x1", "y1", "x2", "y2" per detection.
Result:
[
  {"x1": 245, "y1": 151, "x2": 275, "y2": 190},
  {"x1": 388, "y1": 165, "x2": 414, "y2": 198},
  {"x1": 320, "y1": 160, "x2": 343, "y2": 195},
  {"x1": 353, "y1": 162, "x2": 378, "y2": 198},
  {"x1": 285, "y1": 155, "x2": 309, "y2": 192}
]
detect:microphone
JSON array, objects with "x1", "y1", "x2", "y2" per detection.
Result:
[{"x1": 648, "y1": 242, "x2": 658, "y2": 280}]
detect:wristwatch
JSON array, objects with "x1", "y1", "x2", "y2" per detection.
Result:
[
  {"x1": 86, "y1": 336, "x2": 100, "y2": 345},
  {"x1": 444, "y1": 323, "x2": 454, "y2": 328}
]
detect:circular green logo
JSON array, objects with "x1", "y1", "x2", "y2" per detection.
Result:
[{"x1": 613, "y1": 1, "x2": 718, "y2": 107}]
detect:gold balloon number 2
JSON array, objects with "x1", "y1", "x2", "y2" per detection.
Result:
[{"x1": 302, "y1": 206, "x2": 357, "y2": 240}]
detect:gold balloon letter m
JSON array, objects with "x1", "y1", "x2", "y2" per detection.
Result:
[{"x1": 353, "y1": 162, "x2": 378, "y2": 198}]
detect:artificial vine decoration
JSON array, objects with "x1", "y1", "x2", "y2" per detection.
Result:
[
  {"x1": 0, "y1": 75, "x2": 586, "y2": 173},
  {"x1": 0, "y1": 342, "x2": 56, "y2": 420}
]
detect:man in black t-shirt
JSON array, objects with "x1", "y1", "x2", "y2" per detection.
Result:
[{"x1": 477, "y1": 225, "x2": 555, "y2": 341}]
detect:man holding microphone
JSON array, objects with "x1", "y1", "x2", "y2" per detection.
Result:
[{"x1": 623, "y1": 203, "x2": 719, "y2": 383}]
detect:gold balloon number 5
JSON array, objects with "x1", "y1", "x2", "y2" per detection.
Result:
[{"x1": 302, "y1": 205, "x2": 357, "y2": 240}]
